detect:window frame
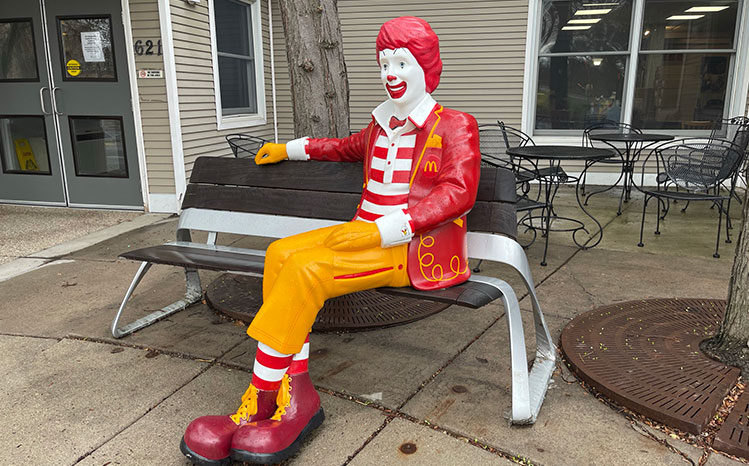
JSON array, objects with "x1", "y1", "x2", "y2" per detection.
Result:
[
  {"x1": 522, "y1": 0, "x2": 749, "y2": 140},
  {"x1": 208, "y1": 0, "x2": 266, "y2": 130}
]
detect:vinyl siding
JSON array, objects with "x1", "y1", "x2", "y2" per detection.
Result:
[
  {"x1": 337, "y1": 0, "x2": 528, "y2": 130},
  {"x1": 130, "y1": 0, "x2": 175, "y2": 194},
  {"x1": 169, "y1": 0, "x2": 293, "y2": 180}
]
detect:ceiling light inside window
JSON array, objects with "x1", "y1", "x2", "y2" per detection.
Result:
[
  {"x1": 575, "y1": 8, "x2": 612, "y2": 15},
  {"x1": 562, "y1": 25, "x2": 593, "y2": 30},
  {"x1": 592, "y1": 58, "x2": 603, "y2": 66},
  {"x1": 644, "y1": 29, "x2": 651, "y2": 36},
  {"x1": 667, "y1": 14, "x2": 705, "y2": 20},
  {"x1": 569, "y1": 18, "x2": 602, "y2": 24},
  {"x1": 685, "y1": 5, "x2": 730, "y2": 12}
]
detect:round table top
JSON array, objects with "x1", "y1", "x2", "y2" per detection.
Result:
[
  {"x1": 506, "y1": 145, "x2": 615, "y2": 161},
  {"x1": 589, "y1": 132, "x2": 675, "y2": 143}
]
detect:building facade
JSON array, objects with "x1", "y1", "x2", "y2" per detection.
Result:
[{"x1": 1, "y1": 0, "x2": 747, "y2": 212}]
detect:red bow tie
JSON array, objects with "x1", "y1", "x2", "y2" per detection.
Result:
[{"x1": 389, "y1": 116, "x2": 408, "y2": 130}]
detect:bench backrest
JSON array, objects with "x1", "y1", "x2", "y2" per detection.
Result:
[{"x1": 182, "y1": 156, "x2": 518, "y2": 239}]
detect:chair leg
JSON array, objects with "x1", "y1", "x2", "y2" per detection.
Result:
[
  {"x1": 638, "y1": 195, "x2": 649, "y2": 247},
  {"x1": 112, "y1": 263, "x2": 203, "y2": 338},
  {"x1": 655, "y1": 196, "x2": 662, "y2": 235},
  {"x1": 714, "y1": 200, "x2": 724, "y2": 258}
]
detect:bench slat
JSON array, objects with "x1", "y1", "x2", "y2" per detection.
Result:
[
  {"x1": 189, "y1": 157, "x2": 516, "y2": 202},
  {"x1": 190, "y1": 157, "x2": 364, "y2": 194},
  {"x1": 182, "y1": 183, "x2": 517, "y2": 238},
  {"x1": 182, "y1": 184, "x2": 361, "y2": 222},
  {"x1": 121, "y1": 244, "x2": 265, "y2": 274}
]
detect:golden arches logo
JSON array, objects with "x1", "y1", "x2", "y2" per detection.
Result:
[
  {"x1": 417, "y1": 235, "x2": 468, "y2": 283},
  {"x1": 424, "y1": 160, "x2": 438, "y2": 173}
]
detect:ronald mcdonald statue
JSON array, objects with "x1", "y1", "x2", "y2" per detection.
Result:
[{"x1": 181, "y1": 16, "x2": 481, "y2": 465}]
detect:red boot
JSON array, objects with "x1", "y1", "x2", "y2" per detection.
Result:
[
  {"x1": 180, "y1": 384, "x2": 277, "y2": 465},
  {"x1": 231, "y1": 372, "x2": 325, "y2": 464}
]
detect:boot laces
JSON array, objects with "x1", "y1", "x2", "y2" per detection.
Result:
[
  {"x1": 270, "y1": 374, "x2": 292, "y2": 421},
  {"x1": 229, "y1": 383, "x2": 258, "y2": 425}
]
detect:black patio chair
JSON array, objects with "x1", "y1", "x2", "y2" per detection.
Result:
[
  {"x1": 668, "y1": 117, "x2": 749, "y2": 226},
  {"x1": 635, "y1": 138, "x2": 744, "y2": 258},
  {"x1": 580, "y1": 121, "x2": 643, "y2": 194},
  {"x1": 473, "y1": 123, "x2": 545, "y2": 271},
  {"x1": 226, "y1": 133, "x2": 268, "y2": 158}
]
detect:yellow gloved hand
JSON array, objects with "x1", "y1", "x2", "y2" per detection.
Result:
[
  {"x1": 255, "y1": 143, "x2": 288, "y2": 165},
  {"x1": 323, "y1": 221, "x2": 381, "y2": 251}
]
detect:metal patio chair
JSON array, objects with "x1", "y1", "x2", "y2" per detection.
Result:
[
  {"x1": 580, "y1": 121, "x2": 643, "y2": 195},
  {"x1": 226, "y1": 133, "x2": 268, "y2": 158},
  {"x1": 635, "y1": 138, "x2": 744, "y2": 258},
  {"x1": 473, "y1": 123, "x2": 545, "y2": 271}
]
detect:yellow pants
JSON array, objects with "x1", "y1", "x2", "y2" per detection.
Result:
[{"x1": 247, "y1": 224, "x2": 410, "y2": 354}]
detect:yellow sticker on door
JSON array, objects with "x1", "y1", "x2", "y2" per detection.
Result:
[{"x1": 66, "y1": 59, "x2": 81, "y2": 77}]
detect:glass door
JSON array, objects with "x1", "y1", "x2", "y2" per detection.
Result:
[
  {"x1": 45, "y1": 0, "x2": 142, "y2": 208},
  {"x1": 0, "y1": 1, "x2": 66, "y2": 205},
  {"x1": 0, "y1": 0, "x2": 143, "y2": 209}
]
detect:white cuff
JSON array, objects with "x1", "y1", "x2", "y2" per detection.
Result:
[
  {"x1": 286, "y1": 137, "x2": 310, "y2": 161},
  {"x1": 375, "y1": 209, "x2": 414, "y2": 248}
]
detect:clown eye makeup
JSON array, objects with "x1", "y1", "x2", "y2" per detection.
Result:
[
  {"x1": 382, "y1": 63, "x2": 388, "y2": 71},
  {"x1": 400, "y1": 62, "x2": 406, "y2": 68}
]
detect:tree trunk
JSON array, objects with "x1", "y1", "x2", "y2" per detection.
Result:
[
  {"x1": 703, "y1": 186, "x2": 749, "y2": 373},
  {"x1": 278, "y1": 0, "x2": 350, "y2": 139}
]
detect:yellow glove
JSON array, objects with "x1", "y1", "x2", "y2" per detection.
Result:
[
  {"x1": 323, "y1": 221, "x2": 381, "y2": 251},
  {"x1": 255, "y1": 143, "x2": 288, "y2": 165}
]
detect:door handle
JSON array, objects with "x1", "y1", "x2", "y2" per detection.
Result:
[
  {"x1": 51, "y1": 87, "x2": 63, "y2": 115},
  {"x1": 39, "y1": 87, "x2": 51, "y2": 115}
]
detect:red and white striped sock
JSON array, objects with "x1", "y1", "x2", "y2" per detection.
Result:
[
  {"x1": 288, "y1": 334, "x2": 310, "y2": 375},
  {"x1": 251, "y1": 342, "x2": 293, "y2": 391}
]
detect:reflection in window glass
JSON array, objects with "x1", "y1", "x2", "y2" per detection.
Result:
[
  {"x1": 641, "y1": 0, "x2": 738, "y2": 50},
  {"x1": 215, "y1": 0, "x2": 258, "y2": 115},
  {"x1": 0, "y1": 20, "x2": 39, "y2": 81},
  {"x1": 58, "y1": 16, "x2": 116, "y2": 80},
  {"x1": 540, "y1": 0, "x2": 632, "y2": 53},
  {"x1": 70, "y1": 117, "x2": 128, "y2": 177},
  {"x1": 536, "y1": 55, "x2": 627, "y2": 130},
  {"x1": 0, "y1": 116, "x2": 51, "y2": 174},
  {"x1": 632, "y1": 53, "x2": 730, "y2": 129}
]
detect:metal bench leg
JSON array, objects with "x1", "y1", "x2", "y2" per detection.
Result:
[
  {"x1": 467, "y1": 233, "x2": 556, "y2": 424},
  {"x1": 469, "y1": 276, "x2": 532, "y2": 422},
  {"x1": 111, "y1": 262, "x2": 203, "y2": 338}
]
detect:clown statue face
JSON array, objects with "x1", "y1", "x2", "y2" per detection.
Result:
[{"x1": 379, "y1": 47, "x2": 428, "y2": 118}]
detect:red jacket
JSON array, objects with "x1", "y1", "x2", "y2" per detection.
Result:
[{"x1": 305, "y1": 104, "x2": 481, "y2": 290}]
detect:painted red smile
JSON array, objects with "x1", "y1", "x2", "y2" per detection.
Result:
[{"x1": 386, "y1": 81, "x2": 407, "y2": 99}]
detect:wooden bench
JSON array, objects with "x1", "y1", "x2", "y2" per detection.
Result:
[{"x1": 113, "y1": 156, "x2": 555, "y2": 424}]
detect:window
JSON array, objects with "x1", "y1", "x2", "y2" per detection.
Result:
[
  {"x1": 534, "y1": 0, "x2": 743, "y2": 132},
  {"x1": 210, "y1": 0, "x2": 264, "y2": 127}
]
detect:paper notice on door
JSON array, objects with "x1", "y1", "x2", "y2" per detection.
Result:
[{"x1": 81, "y1": 31, "x2": 105, "y2": 62}]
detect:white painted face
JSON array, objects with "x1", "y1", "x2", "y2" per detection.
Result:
[{"x1": 379, "y1": 48, "x2": 427, "y2": 109}]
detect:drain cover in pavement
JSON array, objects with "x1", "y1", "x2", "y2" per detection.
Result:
[
  {"x1": 715, "y1": 390, "x2": 749, "y2": 460},
  {"x1": 205, "y1": 273, "x2": 451, "y2": 332},
  {"x1": 560, "y1": 298, "x2": 739, "y2": 434}
]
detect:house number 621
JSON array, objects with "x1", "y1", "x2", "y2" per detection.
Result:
[{"x1": 134, "y1": 39, "x2": 163, "y2": 56}]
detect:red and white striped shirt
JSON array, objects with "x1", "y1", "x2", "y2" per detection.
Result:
[
  {"x1": 286, "y1": 94, "x2": 438, "y2": 247},
  {"x1": 355, "y1": 132, "x2": 416, "y2": 223}
]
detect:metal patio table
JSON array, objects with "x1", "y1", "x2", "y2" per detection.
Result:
[
  {"x1": 586, "y1": 132, "x2": 674, "y2": 214},
  {"x1": 506, "y1": 145, "x2": 615, "y2": 266}
]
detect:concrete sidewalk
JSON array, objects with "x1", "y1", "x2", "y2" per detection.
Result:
[{"x1": 0, "y1": 189, "x2": 744, "y2": 466}]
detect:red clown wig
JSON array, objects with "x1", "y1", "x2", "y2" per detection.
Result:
[{"x1": 376, "y1": 16, "x2": 442, "y2": 94}]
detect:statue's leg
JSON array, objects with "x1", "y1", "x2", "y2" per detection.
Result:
[
  {"x1": 233, "y1": 242, "x2": 409, "y2": 464},
  {"x1": 181, "y1": 226, "x2": 335, "y2": 466}
]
